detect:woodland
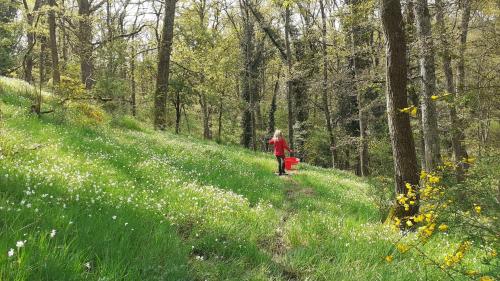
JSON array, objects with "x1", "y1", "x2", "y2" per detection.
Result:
[{"x1": 0, "y1": 0, "x2": 499, "y2": 280}]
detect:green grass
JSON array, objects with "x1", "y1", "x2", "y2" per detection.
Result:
[{"x1": 0, "y1": 77, "x2": 477, "y2": 280}]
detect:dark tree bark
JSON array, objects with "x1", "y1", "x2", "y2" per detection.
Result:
[
  {"x1": 319, "y1": 0, "x2": 336, "y2": 168},
  {"x1": 285, "y1": 6, "x2": 294, "y2": 152},
  {"x1": 47, "y1": 0, "x2": 60, "y2": 84},
  {"x1": 217, "y1": 95, "x2": 223, "y2": 142},
  {"x1": 413, "y1": 0, "x2": 441, "y2": 171},
  {"x1": 405, "y1": 0, "x2": 425, "y2": 171},
  {"x1": 346, "y1": 0, "x2": 370, "y2": 176},
  {"x1": 154, "y1": 0, "x2": 176, "y2": 130},
  {"x1": 174, "y1": 91, "x2": 181, "y2": 134},
  {"x1": 78, "y1": 0, "x2": 94, "y2": 89},
  {"x1": 130, "y1": 43, "x2": 136, "y2": 116},
  {"x1": 22, "y1": 0, "x2": 42, "y2": 84},
  {"x1": 435, "y1": 0, "x2": 467, "y2": 180},
  {"x1": 60, "y1": 0, "x2": 68, "y2": 70},
  {"x1": 240, "y1": 0, "x2": 256, "y2": 148},
  {"x1": 454, "y1": 0, "x2": 471, "y2": 164},
  {"x1": 267, "y1": 69, "x2": 280, "y2": 140},
  {"x1": 381, "y1": 0, "x2": 420, "y2": 220},
  {"x1": 198, "y1": 92, "x2": 212, "y2": 139}
]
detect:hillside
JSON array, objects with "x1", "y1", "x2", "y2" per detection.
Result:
[{"x1": 0, "y1": 77, "x2": 472, "y2": 280}]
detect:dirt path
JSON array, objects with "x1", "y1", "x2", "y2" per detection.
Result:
[{"x1": 265, "y1": 173, "x2": 315, "y2": 280}]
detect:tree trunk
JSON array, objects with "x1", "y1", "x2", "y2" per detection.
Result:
[
  {"x1": 381, "y1": 0, "x2": 420, "y2": 220},
  {"x1": 217, "y1": 95, "x2": 223, "y2": 142},
  {"x1": 24, "y1": 29, "x2": 35, "y2": 83},
  {"x1": 198, "y1": 92, "x2": 212, "y2": 139},
  {"x1": 23, "y1": 0, "x2": 42, "y2": 84},
  {"x1": 130, "y1": 43, "x2": 137, "y2": 116},
  {"x1": 78, "y1": 0, "x2": 94, "y2": 89},
  {"x1": 351, "y1": 33, "x2": 369, "y2": 177},
  {"x1": 413, "y1": 0, "x2": 441, "y2": 171},
  {"x1": 285, "y1": 6, "x2": 294, "y2": 152},
  {"x1": 319, "y1": 0, "x2": 336, "y2": 169},
  {"x1": 154, "y1": 0, "x2": 176, "y2": 130},
  {"x1": 175, "y1": 91, "x2": 181, "y2": 134},
  {"x1": 405, "y1": 0, "x2": 425, "y2": 171},
  {"x1": 60, "y1": 0, "x2": 68, "y2": 71},
  {"x1": 455, "y1": 0, "x2": 471, "y2": 167},
  {"x1": 47, "y1": 0, "x2": 60, "y2": 85},
  {"x1": 182, "y1": 104, "x2": 191, "y2": 134},
  {"x1": 409, "y1": 87, "x2": 425, "y2": 170},
  {"x1": 239, "y1": 0, "x2": 254, "y2": 148},
  {"x1": 435, "y1": 0, "x2": 467, "y2": 180},
  {"x1": 267, "y1": 69, "x2": 280, "y2": 137}
]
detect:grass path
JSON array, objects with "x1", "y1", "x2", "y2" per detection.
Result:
[{"x1": 271, "y1": 174, "x2": 316, "y2": 280}]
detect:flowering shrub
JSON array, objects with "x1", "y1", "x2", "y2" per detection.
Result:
[
  {"x1": 386, "y1": 156, "x2": 499, "y2": 280},
  {"x1": 67, "y1": 102, "x2": 107, "y2": 126}
]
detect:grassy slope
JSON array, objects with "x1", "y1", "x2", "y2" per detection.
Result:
[{"x1": 0, "y1": 77, "x2": 455, "y2": 280}]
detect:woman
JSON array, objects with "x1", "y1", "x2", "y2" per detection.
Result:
[{"x1": 268, "y1": 130, "x2": 293, "y2": 176}]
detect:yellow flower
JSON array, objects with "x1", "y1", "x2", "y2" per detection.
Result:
[
  {"x1": 428, "y1": 175, "x2": 440, "y2": 184},
  {"x1": 490, "y1": 250, "x2": 497, "y2": 257},
  {"x1": 425, "y1": 213, "x2": 434, "y2": 222},
  {"x1": 410, "y1": 107, "x2": 417, "y2": 117},
  {"x1": 443, "y1": 161, "x2": 454, "y2": 167},
  {"x1": 399, "y1": 107, "x2": 410, "y2": 113},
  {"x1": 463, "y1": 157, "x2": 476, "y2": 164},
  {"x1": 465, "y1": 270, "x2": 478, "y2": 276},
  {"x1": 475, "y1": 206, "x2": 481, "y2": 214},
  {"x1": 406, "y1": 220, "x2": 413, "y2": 227},
  {"x1": 385, "y1": 255, "x2": 393, "y2": 263},
  {"x1": 397, "y1": 243, "x2": 409, "y2": 253},
  {"x1": 400, "y1": 106, "x2": 417, "y2": 117},
  {"x1": 438, "y1": 224, "x2": 448, "y2": 232},
  {"x1": 431, "y1": 95, "x2": 439, "y2": 100},
  {"x1": 420, "y1": 170, "x2": 427, "y2": 179},
  {"x1": 444, "y1": 254, "x2": 454, "y2": 267},
  {"x1": 479, "y1": 276, "x2": 494, "y2": 281},
  {"x1": 414, "y1": 214, "x2": 424, "y2": 223}
]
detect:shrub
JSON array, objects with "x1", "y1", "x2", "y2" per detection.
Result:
[
  {"x1": 111, "y1": 115, "x2": 144, "y2": 132},
  {"x1": 386, "y1": 155, "x2": 499, "y2": 280}
]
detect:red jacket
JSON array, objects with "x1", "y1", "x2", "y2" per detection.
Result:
[{"x1": 269, "y1": 138, "x2": 291, "y2": 156}]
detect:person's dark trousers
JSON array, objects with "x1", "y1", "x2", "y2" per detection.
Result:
[{"x1": 276, "y1": 155, "x2": 285, "y2": 175}]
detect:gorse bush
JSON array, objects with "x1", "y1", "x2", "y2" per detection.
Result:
[{"x1": 386, "y1": 157, "x2": 499, "y2": 280}]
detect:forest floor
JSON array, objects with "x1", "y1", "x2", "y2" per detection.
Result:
[{"x1": 0, "y1": 77, "x2": 474, "y2": 280}]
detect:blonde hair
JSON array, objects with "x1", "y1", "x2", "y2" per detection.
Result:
[{"x1": 273, "y1": 129, "x2": 283, "y2": 139}]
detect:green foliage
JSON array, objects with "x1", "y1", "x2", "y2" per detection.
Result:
[
  {"x1": 54, "y1": 76, "x2": 86, "y2": 99},
  {"x1": 0, "y1": 0, "x2": 17, "y2": 75},
  {"x1": 111, "y1": 115, "x2": 144, "y2": 132},
  {"x1": 66, "y1": 101, "x2": 108, "y2": 127},
  {"x1": 302, "y1": 128, "x2": 332, "y2": 167},
  {"x1": 385, "y1": 158, "x2": 499, "y2": 280}
]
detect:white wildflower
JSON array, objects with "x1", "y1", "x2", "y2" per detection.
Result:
[{"x1": 7, "y1": 248, "x2": 14, "y2": 257}]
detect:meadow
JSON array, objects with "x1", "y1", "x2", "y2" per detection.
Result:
[{"x1": 0, "y1": 77, "x2": 489, "y2": 280}]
